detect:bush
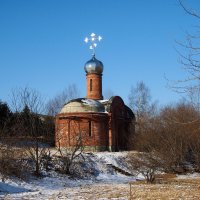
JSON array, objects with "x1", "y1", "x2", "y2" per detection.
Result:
[
  {"x1": 127, "y1": 152, "x2": 161, "y2": 184},
  {"x1": 0, "y1": 145, "x2": 30, "y2": 181}
]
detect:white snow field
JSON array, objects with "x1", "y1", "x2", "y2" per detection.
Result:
[{"x1": 0, "y1": 152, "x2": 136, "y2": 200}]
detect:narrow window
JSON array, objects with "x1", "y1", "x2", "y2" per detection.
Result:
[
  {"x1": 68, "y1": 121, "x2": 71, "y2": 145},
  {"x1": 89, "y1": 121, "x2": 92, "y2": 137},
  {"x1": 68, "y1": 121, "x2": 70, "y2": 134},
  {"x1": 90, "y1": 79, "x2": 92, "y2": 91}
]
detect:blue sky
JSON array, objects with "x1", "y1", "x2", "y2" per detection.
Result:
[{"x1": 0, "y1": 0, "x2": 199, "y2": 106}]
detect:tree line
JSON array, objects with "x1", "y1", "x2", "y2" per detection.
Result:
[
  {"x1": 1, "y1": 81, "x2": 200, "y2": 183},
  {"x1": 127, "y1": 82, "x2": 200, "y2": 183},
  {"x1": 0, "y1": 85, "x2": 80, "y2": 179},
  {"x1": 127, "y1": 0, "x2": 200, "y2": 183}
]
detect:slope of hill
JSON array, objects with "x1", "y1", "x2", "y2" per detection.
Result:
[
  {"x1": 0, "y1": 152, "x2": 135, "y2": 199},
  {"x1": 1, "y1": 152, "x2": 200, "y2": 200}
]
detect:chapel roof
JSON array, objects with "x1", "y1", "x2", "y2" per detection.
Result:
[{"x1": 60, "y1": 98, "x2": 105, "y2": 113}]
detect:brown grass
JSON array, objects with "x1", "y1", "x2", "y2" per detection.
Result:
[
  {"x1": 130, "y1": 175, "x2": 200, "y2": 200},
  {"x1": 3, "y1": 175, "x2": 200, "y2": 199}
]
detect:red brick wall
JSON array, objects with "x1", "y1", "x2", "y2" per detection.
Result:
[
  {"x1": 108, "y1": 96, "x2": 134, "y2": 151},
  {"x1": 55, "y1": 112, "x2": 109, "y2": 151},
  {"x1": 86, "y1": 73, "x2": 103, "y2": 100}
]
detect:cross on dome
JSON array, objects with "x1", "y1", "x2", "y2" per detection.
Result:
[{"x1": 84, "y1": 33, "x2": 102, "y2": 56}]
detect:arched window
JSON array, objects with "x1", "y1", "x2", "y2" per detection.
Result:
[{"x1": 90, "y1": 79, "x2": 92, "y2": 91}]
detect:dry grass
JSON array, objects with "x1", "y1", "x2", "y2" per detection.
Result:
[
  {"x1": 67, "y1": 176, "x2": 200, "y2": 200},
  {"x1": 129, "y1": 175, "x2": 200, "y2": 200},
  {"x1": 47, "y1": 176, "x2": 200, "y2": 200},
  {"x1": 3, "y1": 175, "x2": 200, "y2": 199}
]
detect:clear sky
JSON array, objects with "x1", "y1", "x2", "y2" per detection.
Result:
[{"x1": 0, "y1": 0, "x2": 200, "y2": 106}]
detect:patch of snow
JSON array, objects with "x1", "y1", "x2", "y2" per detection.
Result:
[
  {"x1": 0, "y1": 182, "x2": 31, "y2": 195},
  {"x1": 1, "y1": 151, "x2": 199, "y2": 199},
  {"x1": 177, "y1": 172, "x2": 200, "y2": 179},
  {"x1": 81, "y1": 99, "x2": 101, "y2": 107},
  {"x1": 99, "y1": 100, "x2": 109, "y2": 103},
  {"x1": 96, "y1": 173, "x2": 135, "y2": 184},
  {"x1": 95, "y1": 152, "x2": 130, "y2": 171},
  {"x1": 0, "y1": 152, "x2": 141, "y2": 199}
]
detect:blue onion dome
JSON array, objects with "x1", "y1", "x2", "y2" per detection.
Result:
[{"x1": 84, "y1": 55, "x2": 104, "y2": 74}]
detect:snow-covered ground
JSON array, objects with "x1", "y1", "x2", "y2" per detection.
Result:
[
  {"x1": 0, "y1": 152, "x2": 136, "y2": 200},
  {"x1": 1, "y1": 151, "x2": 200, "y2": 200}
]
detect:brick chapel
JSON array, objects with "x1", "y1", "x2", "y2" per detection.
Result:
[{"x1": 55, "y1": 36, "x2": 135, "y2": 151}]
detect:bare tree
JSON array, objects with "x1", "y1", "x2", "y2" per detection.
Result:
[
  {"x1": 55, "y1": 119, "x2": 85, "y2": 176},
  {"x1": 128, "y1": 81, "x2": 152, "y2": 120},
  {"x1": 171, "y1": 1, "x2": 200, "y2": 98},
  {"x1": 154, "y1": 1, "x2": 200, "y2": 174},
  {"x1": 128, "y1": 81, "x2": 158, "y2": 152},
  {"x1": 131, "y1": 101, "x2": 200, "y2": 174},
  {"x1": 179, "y1": 0, "x2": 200, "y2": 19},
  {"x1": 46, "y1": 84, "x2": 80, "y2": 116},
  {"x1": 10, "y1": 87, "x2": 52, "y2": 176},
  {"x1": 127, "y1": 152, "x2": 161, "y2": 184},
  {"x1": 0, "y1": 142, "x2": 29, "y2": 181},
  {"x1": 189, "y1": 132, "x2": 200, "y2": 172},
  {"x1": 156, "y1": 103, "x2": 200, "y2": 172}
]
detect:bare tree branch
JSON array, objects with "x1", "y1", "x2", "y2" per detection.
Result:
[{"x1": 178, "y1": 0, "x2": 200, "y2": 19}]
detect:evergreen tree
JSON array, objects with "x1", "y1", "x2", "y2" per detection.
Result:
[{"x1": 0, "y1": 101, "x2": 11, "y2": 129}]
